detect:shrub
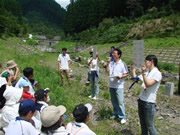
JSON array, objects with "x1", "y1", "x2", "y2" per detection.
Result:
[
  {"x1": 158, "y1": 62, "x2": 177, "y2": 72},
  {"x1": 26, "y1": 38, "x2": 39, "y2": 45}
]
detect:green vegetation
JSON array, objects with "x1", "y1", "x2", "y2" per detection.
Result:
[
  {"x1": 144, "y1": 37, "x2": 180, "y2": 48},
  {"x1": 0, "y1": 0, "x2": 65, "y2": 38},
  {"x1": 1, "y1": 37, "x2": 180, "y2": 134},
  {"x1": 17, "y1": 0, "x2": 65, "y2": 38},
  {"x1": 0, "y1": 0, "x2": 28, "y2": 37},
  {"x1": 64, "y1": 0, "x2": 180, "y2": 44},
  {"x1": 54, "y1": 41, "x2": 76, "y2": 52}
]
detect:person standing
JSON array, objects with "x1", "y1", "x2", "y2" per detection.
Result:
[
  {"x1": 58, "y1": 48, "x2": 71, "y2": 85},
  {"x1": 88, "y1": 49, "x2": 100, "y2": 100},
  {"x1": 106, "y1": 48, "x2": 129, "y2": 124},
  {"x1": 130, "y1": 55, "x2": 162, "y2": 135}
]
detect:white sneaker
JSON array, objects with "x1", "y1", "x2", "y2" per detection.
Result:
[
  {"x1": 88, "y1": 95, "x2": 92, "y2": 98},
  {"x1": 93, "y1": 96, "x2": 98, "y2": 100},
  {"x1": 86, "y1": 81, "x2": 90, "y2": 84},
  {"x1": 120, "y1": 119, "x2": 126, "y2": 124}
]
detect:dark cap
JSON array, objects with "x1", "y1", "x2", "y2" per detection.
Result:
[
  {"x1": 73, "y1": 103, "x2": 92, "y2": 122},
  {"x1": 34, "y1": 89, "x2": 47, "y2": 101},
  {"x1": 1, "y1": 72, "x2": 10, "y2": 78},
  {"x1": 20, "y1": 99, "x2": 40, "y2": 113}
]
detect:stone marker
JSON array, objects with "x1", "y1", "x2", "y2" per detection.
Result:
[
  {"x1": 178, "y1": 64, "x2": 180, "y2": 95},
  {"x1": 93, "y1": 46, "x2": 97, "y2": 59},
  {"x1": 133, "y1": 40, "x2": 144, "y2": 69},
  {"x1": 165, "y1": 82, "x2": 174, "y2": 96}
]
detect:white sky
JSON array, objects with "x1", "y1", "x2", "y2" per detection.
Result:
[{"x1": 55, "y1": 0, "x2": 70, "y2": 9}]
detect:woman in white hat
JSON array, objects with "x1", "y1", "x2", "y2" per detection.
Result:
[{"x1": 40, "y1": 105, "x2": 68, "y2": 135}]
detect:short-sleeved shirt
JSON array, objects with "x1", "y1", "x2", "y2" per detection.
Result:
[
  {"x1": 139, "y1": 67, "x2": 162, "y2": 103},
  {"x1": 66, "y1": 122, "x2": 96, "y2": 135},
  {"x1": 6, "y1": 118, "x2": 39, "y2": 135},
  {"x1": 58, "y1": 54, "x2": 70, "y2": 70},
  {"x1": 88, "y1": 57, "x2": 99, "y2": 72},
  {"x1": 15, "y1": 76, "x2": 35, "y2": 94},
  {"x1": 109, "y1": 59, "x2": 128, "y2": 88}
]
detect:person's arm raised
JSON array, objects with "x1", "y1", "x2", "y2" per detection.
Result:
[
  {"x1": 141, "y1": 65, "x2": 157, "y2": 88},
  {"x1": 105, "y1": 57, "x2": 111, "y2": 73}
]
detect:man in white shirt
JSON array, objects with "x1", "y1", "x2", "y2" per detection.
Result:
[
  {"x1": 106, "y1": 48, "x2": 129, "y2": 124},
  {"x1": 88, "y1": 49, "x2": 100, "y2": 100},
  {"x1": 15, "y1": 67, "x2": 35, "y2": 94},
  {"x1": 66, "y1": 103, "x2": 96, "y2": 135},
  {"x1": 6, "y1": 99, "x2": 40, "y2": 135},
  {"x1": 58, "y1": 48, "x2": 71, "y2": 85}
]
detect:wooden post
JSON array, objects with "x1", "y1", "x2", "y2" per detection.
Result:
[{"x1": 178, "y1": 64, "x2": 180, "y2": 95}]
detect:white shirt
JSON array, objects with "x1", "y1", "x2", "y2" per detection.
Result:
[
  {"x1": 109, "y1": 59, "x2": 128, "y2": 88},
  {"x1": 2, "y1": 86, "x2": 22, "y2": 131},
  {"x1": 40, "y1": 126, "x2": 68, "y2": 135},
  {"x1": 5, "y1": 119, "x2": 39, "y2": 135},
  {"x1": 88, "y1": 57, "x2": 99, "y2": 72},
  {"x1": 66, "y1": 122, "x2": 96, "y2": 135},
  {"x1": 139, "y1": 67, "x2": 162, "y2": 103},
  {"x1": 58, "y1": 54, "x2": 70, "y2": 70},
  {"x1": 15, "y1": 76, "x2": 35, "y2": 94},
  {"x1": 33, "y1": 101, "x2": 49, "y2": 132}
]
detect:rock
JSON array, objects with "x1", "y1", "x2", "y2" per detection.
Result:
[
  {"x1": 83, "y1": 57, "x2": 87, "y2": 61},
  {"x1": 160, "y1": 112, "x2": 167, "y2": 116},
  {"x1": 167, "y1": 113, "x2": 173, "y2": 118},
  {"x1": 158, "y1": 116, "x2": 163, "y2": 120},
  {"x1": 174, "y1": 110, "x2": 178, "y2": 114},
  {"x1": 156, "y1": 106, "x2": 160, "y2": 111}
]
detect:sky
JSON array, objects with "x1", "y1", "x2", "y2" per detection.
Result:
[{"x1": 55, "y1": 0, "x2": 70, "y2": 9}]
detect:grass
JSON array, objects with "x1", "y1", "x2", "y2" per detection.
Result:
[
  {"x1": 1, "y1": 37, "x2": 180, "y2": 135},
  {"x1": 54, "y1": 41, "x2": 76, "y2": 52},
  {"x1": 144, "y1": 36, "x2": 180, "y2": 48}
]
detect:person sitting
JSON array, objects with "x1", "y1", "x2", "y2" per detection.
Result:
[
  {"x1": 66, "y1": 103, "x2": 96, "y2": 135},
  {"x1": 19, "y1": 79, "x2": 34, "y2": 100},
  {"x1": 5, "y1": 99, "x2": 40, "y2": 135},
  {"x1": 32, "y1": 88, "x2": 50, "y2": 132},
  {"x1": 1, "y1": 72, "x2": 11, "y2": 86},
  {"x1": 35, "y1": 88, "x2": 50, "y2": 112},
  {"x1": 1, "y1": 81, "x2": 23, "y2": 132},
  {"x1": 0, "y1": 77, "x2": 7, "y2": 124},
  {"x1": 40, "y1": 105, "x2": 68, "y2": 135},
  {"x1": 15, "y1": 67, "x2": 36, "y2": 94},
  {"x1": 1, "y1": 60, "x2": 19, "y2": 87}
]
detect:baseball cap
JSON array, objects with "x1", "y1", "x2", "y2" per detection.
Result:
[
  {"x1": 1, "y1": 72, "x2": 10, "y2": 78},
  {"x1": 0, "y1": 77, "x2": 7, "y2": 87},
  {"x1": 19, "y1": 99, "x2": 40, "y2": 113},
  {"x1": 41, "y1": 105, "x2": 66, "y2": 127},
  {"x1": 19, "y1": 80, "x2": 29, "y2": 88},
  {"x1": 34, "y1": 89, "x2": 47, "y2": 101},
  {"x1": 73, "y1": 103, "x2": 92, "y2": 121}
]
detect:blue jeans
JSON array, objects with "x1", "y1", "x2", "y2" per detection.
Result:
[
  {"x1": 109, "y1": 88, "x2": 125, "y2": 119},
  {"x1": 89, "y1": 71, "x2": 99, "y2": 97},
  {"x1": 138, "y1": 99, "x2": 157, "y2": 135}
]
